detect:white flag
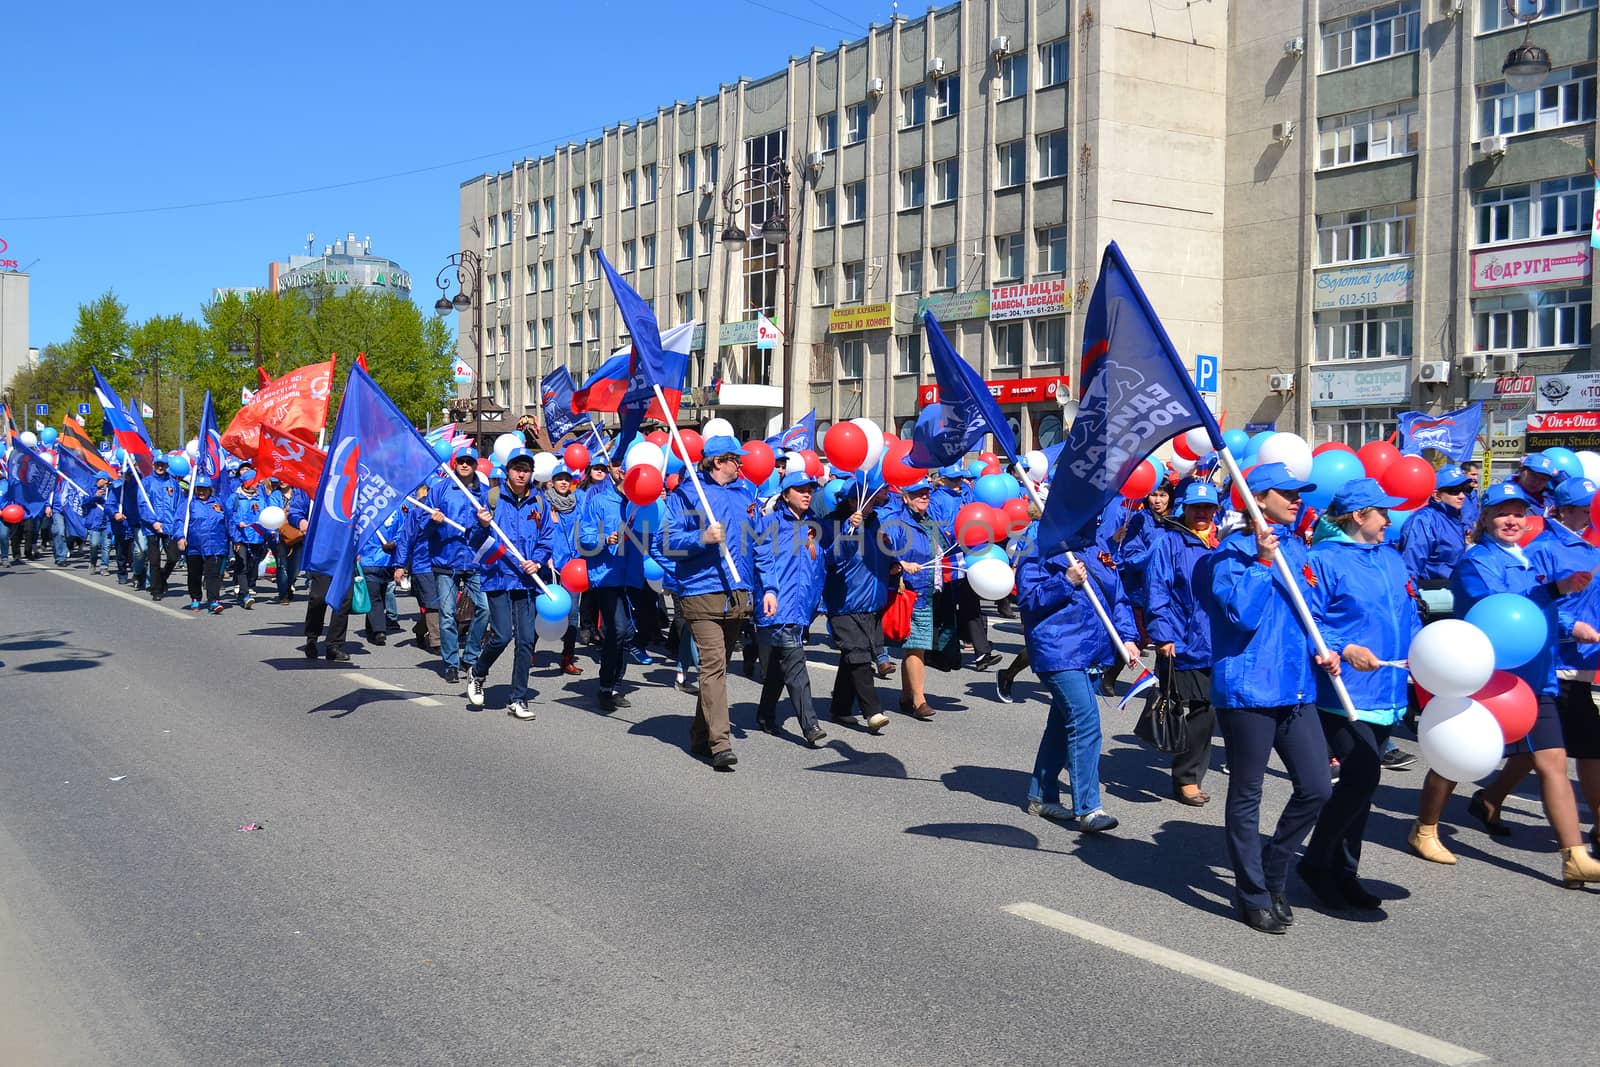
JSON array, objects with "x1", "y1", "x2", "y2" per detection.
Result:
[
  {"x1": 141, "y1": 402, "x2": 154, "y2": 418},
  {"x1": 241, "y1": 386, "x2": 256, "y2": 405}
]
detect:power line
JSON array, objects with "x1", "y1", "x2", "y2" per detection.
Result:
[
  {"x1": 806, "y1": 0, "x2": 870, "y2": 31},
  {"x1": 739, "y1": 0, "x2": 860, "y2": 38}
]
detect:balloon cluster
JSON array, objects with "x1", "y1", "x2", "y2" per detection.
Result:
[{"x1": 1407, "y1": 608, "x2": 1542, "y2": 781}]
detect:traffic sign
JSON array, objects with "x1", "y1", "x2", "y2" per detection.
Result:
[
  {"x1": 1195, "y1": 353, "x2": 1219, "y2": 395},
  {"x1": 78, "y1": 402, "x2": 91, "y2": 416},
  {"x1": 755, "y1": 314, "x2": 783, "y2": 351},
  {"x1": 35, "y1": 404, "x2": 47, "y2": 416}
]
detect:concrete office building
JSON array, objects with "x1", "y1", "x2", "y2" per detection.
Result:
[
  {"x1": 0, "y1": 271, "x2": 31, "y2": 397},
  {"x1": 268, "y1": 233, "x2": 412, "y2": 304},
  {"x1": 459, "y1": 0, "x2": 1596, "y2": 449}
]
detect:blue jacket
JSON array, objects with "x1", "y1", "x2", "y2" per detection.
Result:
[
  {"x1": 575, "y1": 481, "x2": 645, "y2": 588},
  {"x1": 1451, "y1": 539, "x2": 1563, "y2": 696},
  {"x1": 663, "y1": 476, "x2": 760, "y2": 598},
  {"x1": 1399, "y1": 499, "x2": 1468, "y2": 584},
  {"x1": 1018, "y1": 540, "x2": 1137, "y2": 674},
  {"x1": 394, "y1": 502, "x2": 435, "y2": 573},
  {"x1": 181, "y1": 494, "x2": 230, "y2": 556},
  {"x1": 928, "y1": 485, "x2": 964, "y2": 529},
  {"x1": 880, "y1": 507, "x2": 948, "y2": 597},
  {"x1": 1115, "y1": 505, "x2": 1165, "y2": 608},
  {"x1": 541, "y1": 491, "x2": 581, "y2": 568},
  {"x1": 822, "y1": 507, "x2": 892, "y2": 616},
  {"x1": 285, "y1": 488, "x2": 311, "y2": 531},
  {"x1": 470, "y1": 487, "x2": 556, "y2": 592},
  {"x1": 140, "y1": 471, "x2": 183, "y2": 532},
  {"x1": 1307, "y1": 532, "x2": 1421, "y2": 723},
  {"x1": 425, "y1": 474, "x2": 487, "y2": 574},
  {"x1": 80, "y1": 487, "x2": 110, "y2": 532},
  {"x1": 1144, "y1": 521, "x2": 1216, "y2": 671},
  {"x1": 1523, "y1": 523, "x2": 1600, "y2": 672},
  {"x1": 753, "y1": 502, "x2": 824, "y2": 627},
  {"x1": 357, "y1": 509, "x2": 405, "y2": 570},
  {"x1": 1207, "y1": 524, "x2": 1320, "y2": 709},
  {"x1": 229, "y1": 488, "x2": 270, "y2": 545}
]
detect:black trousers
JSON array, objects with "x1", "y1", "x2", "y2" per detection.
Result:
[
  {"x1": 1158, "y1": 657, "x2": 1216, "y2": 789},
  {"x1": 304, "y1": 573, "x2": 353, "y2": 652},
  {"x1": 955, "y1": 579, "x2": 991, "y2": 658},
  {"x1": 185, "y1": 554, "x2": 224, "y2": 604},
  {"x1": 235, "y1": 542, "x2": 267, "y2": 601},
  {"x1": 1303, "y1": 716, "x2": 1391, "y2": 878},
  {"x1": 148, "y1": 535, "x2": 180, "y2": 596},
  {"x1": 363, "y1": 568, "x2": 395, "y2": 637},
  {"x1": 757, "y1": 636, "x2": 819, "y2": 732}
]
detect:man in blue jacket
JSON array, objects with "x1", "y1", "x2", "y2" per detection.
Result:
[
  {"x1": 576, "y1": 454, "x2": 645, "y2": 711},
  {"x1": 140, "y1": 455, "x2": 183, "y2": 600},
  {"x1": 428, "y1": 449, "x2": 491, "y2": 685},
  {"x1": 81, "y1": 476, "x2": 113, "y2": 575},
  {"x1": 229, "y1": 465, "x2": 269, "y2": 609},
  {"x1": 752, "y1": 470, "x2": 827, "y2": 745}
]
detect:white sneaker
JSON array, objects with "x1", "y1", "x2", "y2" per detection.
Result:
[
  {"x1": 466, "y1": 675, "x2": 485, "y2": 706},
  {"x1": 507, "y1": 700, "x2": 535, "y2": 721},
  {"x1": 864, "y1": 712, "x2": 890, "y2": 732}
]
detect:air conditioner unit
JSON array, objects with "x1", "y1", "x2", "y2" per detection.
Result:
[
  {"x1": 927, "y1": 57, "x2": 945, "y2": 77},
  {"x1": 1268, "y1": 372, "x2": 1296, "y2": 394},
  {"x1": 1272, "y1": 121, "x2": 1297, "y2": 146},
  {"x1": 1418, "y1": 360, "x2": 1450, "y2": 384},
  {"x1": 991, "y1": 35, "x2": 1011, "y2": 57},
  {"x1": 867, "y1": 76, "x2": 885, "y2": 99},
  {"x1": 1284, "y1": 36, "x2": 1305, "y2": 57},
  {"x1": 1490, "y1": 351, "x2": 1519, "y2": 375},
  {"x1": 698, "y1": 181, "x2": 717, "y2": 196},
  {"x1": 1441, "y1": 0, "x2": 1463, "y2": 18},
  {"x1": 581, "y1": 219, "x2": 594, "y2": 234},
  {"x1": 1461, "y1": 352, "x2": 1489, "y2": 377},
  {"x1": 806, "y1": 150, "x2": 825, "y2": 170},
  {"x1": 1480, "y1": 134, "x2": 1509, "y2": 158}
]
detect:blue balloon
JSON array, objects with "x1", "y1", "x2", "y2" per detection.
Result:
[
  {"x1": 432, "y1": 438, "x2": 454, "y2": 461},
  {"x1": 1464, "y1": 592, "x2": 1547, "y2": 670},
  {"x1": 966, "y1": 544, "x2": 1008, "y2": 566},
  {"x1": 1543, "y1": 447, "x2": 1583, "y2": 481},
  {"x1": 167, "y1": 454, "x2": 191, "y2": 477},
  {"x1": 1304, "y1": 449, "x2": 1363, "y2": 511},
  {"x1": 536, "y1": 586, "x2": 573, "y2": 620},
  {"x1": 1222, "y1": 428, "x2": 1251, "y2": 454},
  {"x1": 818, "y1": 479, "x2": 848, "y2": 516},
  {"x1": 39, "y1": 427, "x2": 59, "y2": 446},
  {"x1": 973, "y1": 473, "x2": 1018, "y2": 508},
  {"x1": 642, "y1": 557, "x2": 665, "y2": 584},
  {"x1": 1384, "y1": 509, "x2": 1410, "y2": 542},
  {"x1": 665, "y1": 451, "x2": 685, "y2": 476}
]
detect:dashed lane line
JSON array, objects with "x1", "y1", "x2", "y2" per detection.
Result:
[{"x1": 22, "y1": 562, "x2": 193, "y2": 621}]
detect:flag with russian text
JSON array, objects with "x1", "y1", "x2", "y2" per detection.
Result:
[
  {"x1": 195, "y1": 391, "x2": 235, "y2": 504},
  {"x1": 1398, "y1": 403, "x2": 1482, "y2": 463},
  {"x1": 6, "y1": 435, "x2": 59, "y2": 518},
  {"x1": 907, "y1": 312, "x2": 1018, "y2": 468},
  {"x1": 221, "y1": 358, "x2": 335, "y2": 459}
]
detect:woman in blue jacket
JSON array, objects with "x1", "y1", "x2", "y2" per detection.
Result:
[
  {"x1": 228, "y1": 468, "x2": 270, "y2": 609},
  {"x1": 176, "y1": 476, "x2": 230, "y2": 614},
  {"x1": 1301, "y1": 479, "x2": 1420, "y2": 911},
  {"x1": 1144, "y1": 481, "x2": 1221, "y2": 806},
  {"x1": 1411, "y1": 481, "x2": 1600, "y2": 888},
  {"x1": 576, "y1": 458, "x2": 646, "y2": 712},
  {"x1": 752, "y1": 470, "x2": 827, "y2": 745},
  {"x1": 542, "y1": 465, "x2": 585, "y2": 676},
  {"x1": 356, "y1": 509, "x2": 404, "y2": 647},
  {"x1": 1398, "y1": 465, "x2": 1473, "y2": 621},
  {"x1": 881, "y1": 481, "x2": 958, "y2": 720},
  {"x1": 821, "y1": 481, "x2": 893, "y2": 734}
]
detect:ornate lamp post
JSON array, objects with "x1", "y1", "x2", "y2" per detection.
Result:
[
  {"x1": 720, "y1": 160, "x2": 798, "y2": 427},
  {"x1": 1501, "y1": 0, "x2": 1552, "y2": 91},
  {"x1": 434, "y1": 250, "x2": 487, "y2": 443}
]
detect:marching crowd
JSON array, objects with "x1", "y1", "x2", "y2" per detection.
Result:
[{"x1": 8, "y1": 426, "x2": 1600, "y2": 936}]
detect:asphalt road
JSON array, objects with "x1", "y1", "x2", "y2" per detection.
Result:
[{"x1": 1, "y1": 558, "x2": 1595, "y2": 1066}]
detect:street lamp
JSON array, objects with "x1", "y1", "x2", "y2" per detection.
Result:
[
  {"x1": 1501, "y1": 0, "x2": 1552, "y2": 92},
  {"x1": 719, "y1": 159, "x2": 799, "y2": 427},
  {"x1": 227, "y1": 308, "x2": 264, "y2": 375},
  {"x1": 434, "y1": 250, "x2": 487, "y2": 443}
]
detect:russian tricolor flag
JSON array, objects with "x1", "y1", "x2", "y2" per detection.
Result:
[
  {"x1": 474, "y1": 537, "x2": 508, "y2": 568},
  {"x1": 91, "y1": 367, "x2": 155, "y2": 476}
]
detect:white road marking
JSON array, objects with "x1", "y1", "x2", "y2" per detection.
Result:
[
  {"x1": 23, "y1": 563, "x2": 193, "y2": 620},
  {"x1": 1003, "y1": 902, "x2": 1487, "y2": 1066},
  {"x1": 341, "y1": 672, "x2": 443, "y2": 708}
]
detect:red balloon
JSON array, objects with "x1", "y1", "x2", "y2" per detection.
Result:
[
  {"x1": 563, "y1": 443, "x2": 590, "y2": 472},
  {"x1": 0, "y1": 504, "x2": 23, "y2": 524},
  {"x1": 666, "y1": 474, "x2": 681, "y2": 492},
  {"x1": 646, "y1": 430, "x2": 669, "y2": 448},
  {"x1": 1379, "y1": 455, "x2": 1434, "y2": 510},
  {"x1": 978, "y1": 451, "x2": 999, "y2": 468},
  {"x1": 1517, "y1": 514, "x2": 1546, "y2": 547},
  {"x1": 559, "y1": 558, "x2": 590, "y2": 594},
  {"x1": 1001, "y1": 496, "x2": 1033, "y2": 535},
  {"x1": 1584, "y1": 525, "x2": 1600, "y2": 548},
  {"x1": 800, "y1": 449, "x2": 823, "y2": 478},
  {"x1": 955, "y1": 503, "x2": 999, "y2": 548},
  {"x1": 1358, "y1": 441, "x2": 1401, "y2": 480},
  {"x1": 622, "y1": 464, "x2": 663, "y2": 505},
  {"x1": 980, "y1": 458, "x2": 1003, "y2": 476},
  {"x1": 1474, "y1": 670, "x2": 1537, "y2": 744},
  {"x1": 1173, "y1": 435, "x2": 1199, "y2": 461},
  {"x1": 882, "y1": 440, "x2": 927, "y2": 488},
  {"x1": 1230, "y1": 465, "x2": 1258, "y2": 512},
  {"x1": 672, "y1": 428, "x2": 704, "y2": 465},
  {"x1": 740, "y1": 440, "x2": 775, "y2": 484},
  {"x1": 1313, "y1": 441, "x2": 1357, "y2": 456},
  {"x1": 823, "y1": 421, "x2": 870, "y2": 472},
  {"x1": 1121, "y1": 459, "x2": 1158, "y2": 500},
  {"x1": 477, "y1": 458, "x2": 493, "y2": 475}
]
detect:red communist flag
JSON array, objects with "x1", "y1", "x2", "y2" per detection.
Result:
[
  {"x1": 223, "y1": 358, "x2": 335, "y2": 459},
  {"x1": 254, "y1": 423, "x2": 327, "y2": 494}
]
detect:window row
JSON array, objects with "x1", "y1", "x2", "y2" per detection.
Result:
[
  {"x1": 1473, "y1": 288, "x2": 1592, "y2": 351},
  {"x1": 1321, "y1": 2, "x2": 1420, "y2": 74},
  {"x1": 813, "y1": 227, "x2": 1066, "y2": 305},
  {"x1": 835, "y1": 318, "x2": 1066, "y2": 379},
  {"x1": 1477, "y1": 0, "x2": 1595, "y2": 34},
  {"x1": 1479, "y1": 64, "x2": 1597, "y2": 139}
]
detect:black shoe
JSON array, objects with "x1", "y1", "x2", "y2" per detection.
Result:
[
  {"x1": 711, "y1": 749, "x2": 738, "y2": 771},
  {"x1": 1270, "y1": 893, "x2": 1296, "y2": 927},
  {"x1": 368, "y1": 633, "x2": 386, "y2": 646},
  {"x1": 1238, "y1": 905, "x2": 1287, "y2": 935},
  {"x1": 385, "y1": 622, "x2": 403, "y2": 634},
  {"x1": 303, "y1": 641, "x2": 319, "y2": 661},
  {"x1": 1381, "y1": 746, "x2": 1418, "y2": 771},
  {"x1": 598, "y1": 689, "x2": 632, "y2": 713},
  {"x1": 1296, "y1": 861, "x2": 1349, "y2": 910},
  {"x1": 1336, "y1": 875, "x2": 1382, "y2": 910},
  {"x1": 803, "y1": 725, "x2": 827, "y2": 746},
  {"x1": 973, "y1": 651, "x2": 1003, "y2": 672},
  {"x1": 445, "y1": 667, "x2": 460, "y2": 684},
  {"x1": 325, "y1": 648, "x2": 350, "y2": 663},
  {"x1": 1467, "y1": 790, "x2": 1512, "y2": 837},
  {"x1": 756, "y1": 717, "x2": 777, "y2": 735}
]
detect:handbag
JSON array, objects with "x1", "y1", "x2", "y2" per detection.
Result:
[
  {"x1": 1133, "y1": 656, "x2": 1189, "y2": 755},
  {"x1": 350, "y1": 565, "x2": 371, "y2": 615},
  {"x1": 882, "y1": 586, "x2": 916, "y2": 641}
]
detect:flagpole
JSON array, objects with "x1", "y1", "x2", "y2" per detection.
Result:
[
  {"x1": 651, "y1": 383, "x2": 742, "y2": 583},
  {"x1": 125, "y1": 455, "x2": 154, "y2": 512},
  {"x1": 441, "y1": 468, "x2": 553, "y2": 596},
  {"x1": 1216, "y1": 446, "x2": 1359, "y2": 722},
  {"x1": 181, "y1": 454, "x2": 198, "y2": 539}
]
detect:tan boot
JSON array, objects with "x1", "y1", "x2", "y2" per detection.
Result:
[
  {"x1": 1409, "y1": 821, "x2": 1457, "y2": 865},
  {"x1": 1560, "y1": 846, "x2": 1600, "y2": 888}
]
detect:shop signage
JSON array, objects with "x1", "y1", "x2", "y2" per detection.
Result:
[
  {"x1": 989, "y1": 280, "x2": 1068, "y2": 322},
  {"x1": 1470, "y1": 237, "x2": 1591, "y2": 292},
  {"x1": 828, "y1": 302, "x2": 893, "y2": 334},
  {"x1": 1468, "y1": 374, "x2": 1535, "y2": 400},
  {"x1": 0, "y1": 236, "x2": 16, "y2": 271},
  {"x1": 1526, "y1": 411, "x2": 1600, "y2": 451},
  {"x1": 917, "y1": 375, "x2": 1071, "y2": 408},
  {"x1": 1536, "y1": 371, "x2": 1600, "y2": 412},
  {"x1": 917, "y1": 290, "x2": 992, "y2": 321},
  {"x1": 718, "y1": 320, "x2": 760, "y2": 346},
  {"x1": 1312, "y1": 260, "x2": 1415, "y2": 310},
  {"x1": 1489, "y1": 435, "x2": 1523, "y2": 452},
  {"x1": 1308, "y1": 360, "x2": 1412, "y2": 408}
]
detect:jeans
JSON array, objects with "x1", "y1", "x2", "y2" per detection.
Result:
[
  {"x1": 1304, "y1": 715, "x2": 1391, "y2": 879},
  {"x1": 591, "y1": 586, "x2": 636, "y2": 690},
  {"x1": 757, "y1": 624, "x2": 818, "y2": 733},
  {"x1": 86, "y1": 529, "x2": 110, "y2": 570},
  {"x1": 50, "y1": 511, "x2": 68, "y2": 563},
  {"x1": 476, "y1": 590, "x2": 538, "y2": 703},
  {"x1": 676, "y1": 619, "x2": 699, "y2": 673},
  {"x1": 276, "y1": 540, "x2": 303, "y2": 600},
  {"x1": 1218, "y1": 704, "x2": 1334, "y2": 911},
  {"x1": 236, "y1": 542, "x2": 267, "y2": 603},
  {"x1": 1030, "y1": 669, "x2": 1105, "y2": 815},
  {"x1": 116, "y1": 531, "x2": 146, "y2": 584},
  {"x1": 436, "y1": 569, "x2": 488, "y2": 671}
]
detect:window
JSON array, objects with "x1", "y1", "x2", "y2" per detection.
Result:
[
  {"x1": 1474, "y1": 287, "x2": 1592, "y2": 351},
  {"x1": 993, "y1": 322, "x2": 1024, "y2": 368},
  {"x1": 932, "y1": 158, "x2": 958, "y2": 203},
  {"x1": 1317, "y1": 101, "x2": 1419, "y2": 168},
  {"x1": 998, "y1": 141, "x2": 1026, "y2": 187},
  {"x1": 488, "y1": 214, "x2": 499, "y2": 246},
  {"x1": 898, "y1": 253, "x2": 923, "y2": 294},
  {"x1": 622, "y1": 171, "x2": 636, "y2": 209},
  {"x1": 500, "y1": 271, "x2": 511, "y2": 301},
  {"x1": 995, "y1": 233, "x2": 1024, "y2": 282},
  {"x1": 542, "y1": 198, "x2": 555, "y2": 232},
  {"x1": 899, "y1": 167, "x2": 925, "y2": 209},
  {"x1": 541, "y1": 318, "x2": 554, "y2": 347},
  {"x1": 897, "y1": 334, "x2": 923, "y2": 375},
  {"x1": 498, "y1": 324, "x2": 511, "y2": 355},
  {"x1": 541, "y1": 262, "x2": 554, "y2": 289},
  {"x1": 570, "y1": 312, "x2": 584, "y2": 341},
  {"x1": 678, "y1": 151, "x2": 696, "y2": 191},
  {"x1": 589, "y1": 181, "x2": 602, "y2": 217},
  {"x1": 486, "y1": 323, "x2": 497, "y2": 356},
  {"x1": 704, "y1": 145, "x2": 720, "y2": 186},
  {"x1": 526, "y1": 265, "x2": 537, "y2": 294},
  {"x1": 1475, "y1": 177, "x2": 1595, "y2": 245},
  {"x1": 843, "y1": 261, "x2": 865, "y2": 303},
  {"x1": 814, "y1": 267, "x2": 834, "y2": 305},
  {"x1": 1036, "y1": 131, "x2": 1068, "y2": 179},
  {"x1": 815, "y1": 188, "x2": 836, "y2": 228},
  {"x1": 1316, "y1": 203, "x2": 1415, "y2": 264},
  {"x1": 843, "y1": 180, "x2": 866, "y2": 222},
  {"x1": 525, "y1": 204, "x2": 537, "y2": 237},
  {"x1": 999, "y1": 53, "x2": 1028, "y2": 99},
  {"x1": 698, "y1": 220, "x2": 714, "y2": 255},
  {"x1": 818, "y1": 111, "x2": 838, "y2": 151},
  {"x1": 1317, "y1": 406, "x2": 1403, "y2": 449},
  {"x1": 587, "y1": 310, "x2": 600, "y2": 340},
  {"x1": 932, "y1": 245, "x2": 957, "y2": 290},
  {"x1": 675, "y1": 292, "x2": 693, "y2": 322},
  {"x1": 1315, "y1": 304, "x2": 1415, "y2": 360},
  {"x1": 933, "y1": 75, "x2": 960, "y2": 119},
  {"x1": 1479, "y1": 0, "x2": 1595, "y2": 33},
  {"x1": 1478, "y1": 64, "x2": 1597, "y2": 139},
  {"x1": 570, "y1": 254, "x2": 585, "y2": 284},
  {"x1": 1037, "y1": 226, "x2": 1067, "y2": 274},
  {"x1": 845, "y1": 103, "x2": 868, "y2": 145},
  {"x1": 1320, "y1": 2, "x2": 1421, "y2": 73},
  {"x1": 902, "y1": 84, "x2": 927, "y2": 128},
  {"x1": 570, "y1": 187, "x2": 586, "y2": 224},
  {"x1": 622, "y1": 240, "x2": 637, "y2": 272},
  {"x1": 1034, "y1": 318, "x2": 1066, "y2": 365},
  {"x1": 839, "y1": 338, "x2": 865, "y2": 379},
  {"x1": 1040, "y1": 37, "x2": 1070, "y2": 87},
  {"x1": 642, "y1": 164, "x2": 658, "y2": 203},
  {"x1": 487, "y1": 272, "x2": 498, "y2": 302},
  {"x1": 641, "y1": 235, "x2": 656, "y2": 267},
  {"x1": 677, "y1": 225, "x2": 693, "y2": 261}
]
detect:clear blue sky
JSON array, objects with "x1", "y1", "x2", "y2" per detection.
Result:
[{"x1": 1, "y1": 0, "x2": 892, "y2": 350}]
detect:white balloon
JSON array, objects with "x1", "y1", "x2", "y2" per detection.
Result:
[
  {"x1": 258, "y1": 505, "x2": 287, "y2": 531},
  {"x1": 1170, "y1": 455, "x2": 1197, "y2": 476},
  {"x1": 531, "y1": 452, "x2": 558, "y2": 483},
  {"x1": 1184, "y1": 426, "x2": 1211, "y2": 457},
  {"x1": 966, "y1": 557, "x2": 1016, "y2": 600},
  {"x1": 1419, "y1": 697, "x2": 1506, "y2": 782},
  {"x1": 646, "y1": 573, "x2": 664, "y2": 593},
  {"x1": 1024, "y1": 449, "x2": 1049, "y2": 482},
  {"x1": 625, "y1": 441, "x2": 665, "y2": 472},
  {"x1": 850, "y1": 418, "x2": 885, "y2": 470},
  {"x1": 785, "y1": 450, "x2": 807, "y2": 472},
  {"x1": 701, "y1": 418, "x2": 735, "y2": 441},
  {"x1": 533, "y1": 612, "x2": 568, "y2": 640},
  {"x1": 492, "y1": 433, "x2": 524, "y2": 465},
  {"x1": 18, "y1": 431, "x2": 36, "y2": 447},
  {"x1": 1577, "y1": 450, "x2": 1600, "y2": 485},
  {"x1": 1255, "y1": 431, "x2": 1313, "y2": 480},
  {"x1": 185, "y1": 438, "x2": 201, "y2": 460},
  {"x1": 1408, "y1": 619, "x2": 1495, "y2": 698}
]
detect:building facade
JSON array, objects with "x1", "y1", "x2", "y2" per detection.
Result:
[
  {"x1": 458, "y1": 0, "x2": 1596, "y2": 451},
  {"x1": 268, "y1": 234, "x2": 412, "y2": 303},
  {"x1": 0, "y1": 270, "x2": 31, "y2": 398}
]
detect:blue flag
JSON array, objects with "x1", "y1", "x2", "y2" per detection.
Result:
[
  {"x1": 195, "y1": 391, "x2": 234, "y2": 504},
  {"x1": 541, "y1": 366, "x2": 588, "y2": 442},
  {"x1": 1036, "y1": 242, "x2": 1225, "y2": 555},
  {"x1": 907, "y1": 312, "x2": 1018, "y2": 468},
  {"x1": 6, "y1": 437, "x2": 60, "y2": 518},
  {"x1": 302, "y1": 365, "x2": 441, "y2": 606},
  {"x1": 767, "y1": 409, "x2": 816, "y2": 452},
  {"x1": 1398, "y1": 403, "x2": 1482, "y2": 463},
  {"x1": 54, "y1": 447, "x2": 97, "y2": 538}
]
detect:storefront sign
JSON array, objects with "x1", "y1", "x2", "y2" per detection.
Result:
[
  {"x1": 917, "y1": 375, "x2": 1071, "y2": 408},
  {"x1": 1312, "y1": 260, "x2": 1415, "y2": 311},
  {"x1": 917, "y1": 290, "x2": 992, "y2": 321},
  {"x1": 718, "y1": 320, "x2": 760, "y2": 346},
  {"x1": 1309, "y1": 360, "x2": 1412, "y2": 407},
  {"x1": 828, "y1": 302, "x2": 893, "y2": 334},
  {"x1": 989, "y1": 280, "x2": 1068, "y2": 322},
  {"x1": 0, "y1": 235, "x2": 17, "y2": 271},
  {"x1": 1470, "y1": 237, "x2": 1592, "y2": 292},
  {"x1": 1526, "y1": 411, "x2": 1600, "y2": 450},
  {"x1": 1536, "y1": 371, "x2": 1600, "y2": 412},
  {"x1": 1468, "y1": 374, "x2": 1535, "y2": 400}
]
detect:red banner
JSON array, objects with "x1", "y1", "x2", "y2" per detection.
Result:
[
  {"x1": 254, "y1": 423, "x2": 327, "y2": 494},
  {"x1": 917, "y1": 375, "x2": 1072, "y2": 408},
  {"x1": 222, "y1": 359, "x2": 334, "y2": 459},
  {"x1": 1527, "y1": 411, "x2": 1600, "y2": 433}
]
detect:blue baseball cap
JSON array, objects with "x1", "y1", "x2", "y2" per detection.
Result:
[
  {"x1": 503, "y1": 447, "x2": 534, "y2": 468},
  {"x1": 550, "y1": 464, "x2": 575, "y2": 480},
  {"x1": 1180, "y1": 482, "x2": 1220, "y2": 507},
  {"x1": 701, "y1": 434, "x2": 748, "y2": 459},
  {"x1": 1482, "y1": 482, "x2": 1535, "y2": 509},
  {"x1": 1553, "y1": 477, "x2": 1598, "y2": 509},
  {"x1": 1435, "y1": 465, "x2": 1471, "y2": 490},
  {"x1": 1329, "y1": 477, "x2": 1407, "y2": 514},
  {"x1": 938, "y1": 463, "x2": 969, "y2": 479},
  {"x1": 452, "y1": 446, "x2": 480, "y2": 463},
  {"x1": 778, "y1": 470, "x2": 819, "y2": 493},
  {"x1": 1245, "y1": 462, "x2": 1314, "y2": 495},
  {"x1": 1520, "y1": 454, "x2": 1557, "y2": 477},
  {"x1": 901, "y1": 479, "x2": 932, "y2": 494}
]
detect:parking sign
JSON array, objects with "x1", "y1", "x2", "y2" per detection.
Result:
[{"x1": 1195, "y1": 353, "x2": 1219, "y2": 395}]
